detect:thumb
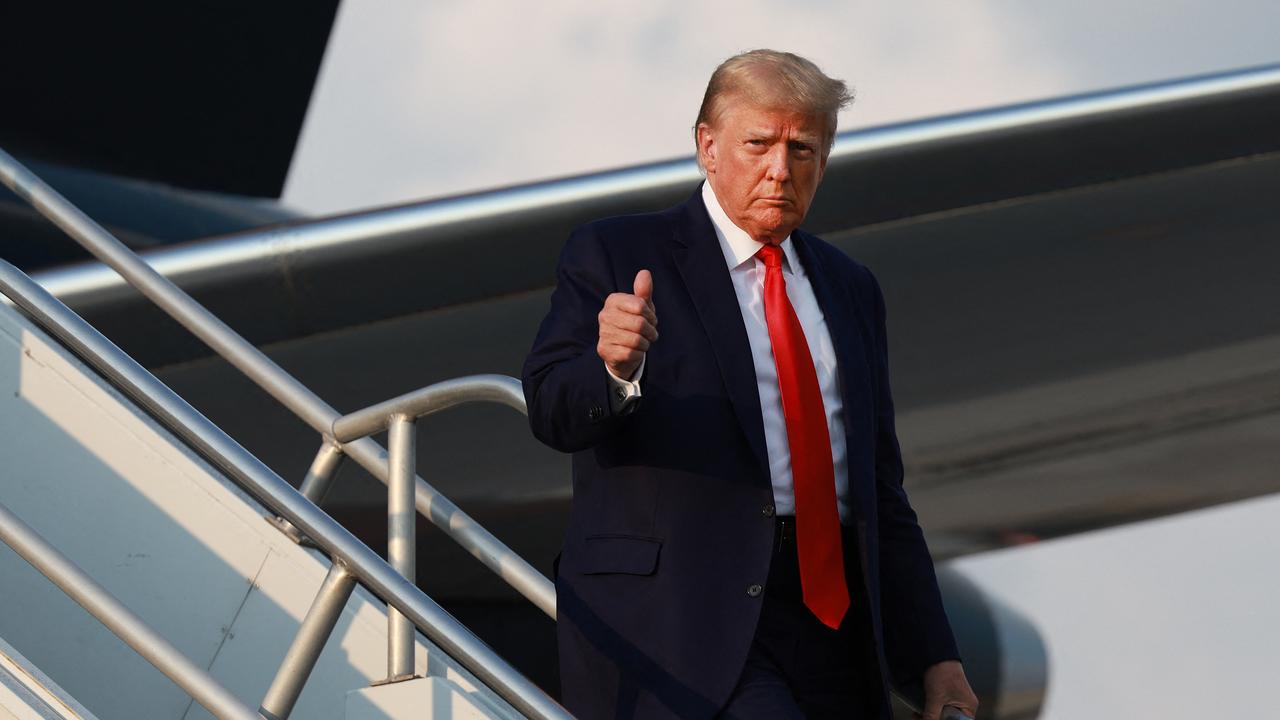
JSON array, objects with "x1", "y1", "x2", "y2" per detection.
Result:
[{"x1": 633, "y1": 269, "x2": 653, "y2": 302}]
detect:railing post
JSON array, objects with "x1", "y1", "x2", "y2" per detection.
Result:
[
  {"x1": 298, "y1": 441, "x2": 346, "y2": 504},
  {"x1": 271, "y1": 442, "x2": 346, "y2": 543},
  {"x1": 329, "y1": 375, "x2": 556, "y2": 620},
  {"x1": 259, "y1": 561, "x2": 358, "y2": 720},
  {"x1": 386, "y1": 414, "x2": 417, "y2": 681}
]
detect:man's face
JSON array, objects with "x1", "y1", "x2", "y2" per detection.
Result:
[{"x1": 698, "y1": 98, "x2": 828, "y2": 244}]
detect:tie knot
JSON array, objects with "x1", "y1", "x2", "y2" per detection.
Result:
[{"x1": 755, "y1": 243, "x2": 783, "y2": 269}]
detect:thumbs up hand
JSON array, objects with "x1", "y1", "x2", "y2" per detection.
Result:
[{"x1": 598, "y1": 269, "x2": 658, "y2": 381}]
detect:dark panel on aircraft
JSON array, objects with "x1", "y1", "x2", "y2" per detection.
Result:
[
  {"x1": 840, "y1": 153, "x2": 1280, "y2": 410},
  {"x1": 807, "y1": 77, "x2": 1280, "y2": 231},
  {"x1": 0, "y1": 2, "x2": 340, "y2": 197}
]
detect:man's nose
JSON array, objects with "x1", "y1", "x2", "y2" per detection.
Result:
[{"x1": 765, "y1": 145, "x2": 791, "y2": 183}]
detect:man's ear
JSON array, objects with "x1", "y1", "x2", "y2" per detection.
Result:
[{"x1": 696, "y1": 123, "x2": 716, "y2": 173}]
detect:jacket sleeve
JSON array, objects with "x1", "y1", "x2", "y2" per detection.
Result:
[
  {"x1": 866, "y1": 269, "x2": 962, "y2": 686},
  {"x1": 522, "y1": 223, "x2": 637, "y2": 453}
]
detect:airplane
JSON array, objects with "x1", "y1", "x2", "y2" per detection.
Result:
[{"x1": 3, "y1": 6, "x2": 1279, "y2": 717}]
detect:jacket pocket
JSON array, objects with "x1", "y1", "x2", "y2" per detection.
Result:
[{"x1": 580, "y1": 534, "x2": 662, "y2": 576}]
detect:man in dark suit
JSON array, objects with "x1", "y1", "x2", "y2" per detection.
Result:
[{"x1": 523, "y1": 49, "x2": 978, "y2": 720}]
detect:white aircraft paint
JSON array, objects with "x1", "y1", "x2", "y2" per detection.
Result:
[{"x1": 952, "y1": 492, "x2": 1280, "y2": 718}]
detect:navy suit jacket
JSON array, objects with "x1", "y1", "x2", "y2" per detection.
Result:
[{"x1": 523, "y1": 187, "x2": 958, "y2": 719}]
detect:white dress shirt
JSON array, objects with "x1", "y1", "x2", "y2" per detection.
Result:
[{"x1": 607, "y1": 182, "x2": 850, "y2": 521}]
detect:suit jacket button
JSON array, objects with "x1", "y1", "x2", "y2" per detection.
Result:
[
  {"x1": 762, "y1": 505, "x2": 775, "y2": 518},
  {"x1": 587, "y1": 406, "x2": 603, "y2": 421},
  {"x1": 746, "y1": 584, "x2": 762, "y2": 597}
]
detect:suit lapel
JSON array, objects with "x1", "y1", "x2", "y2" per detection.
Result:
[
  {"x1": 663, "y1": 193, "x2": 873, "y2": 485},
  {"x1": 667, "y1": 190, "x2": 771, "y2": 480},
  {"x1": 792, "y1": 231, "x2": 873, "y2": 441}
]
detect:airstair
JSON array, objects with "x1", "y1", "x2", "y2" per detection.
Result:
[{"x1": 0, "y1": 149, "x2": 566, "y2": 719}]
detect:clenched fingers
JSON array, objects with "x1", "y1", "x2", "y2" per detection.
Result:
[
  {"x1": 599, "y1": 305, "x2": 657, "y2": 341},
  {"x1": 603, "y1": 292, "x2": 656, "y2": 327},
  {"x1": 597, "y1": 289, "x2": 658, "y2": 378}
]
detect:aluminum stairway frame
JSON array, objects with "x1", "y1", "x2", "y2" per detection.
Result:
[
  {"x1": 0, "y1": 260, "x2": 561, "y2": 720},
  {"x1": 0, "y1": 147, "x2": 568, "y2": 719}
]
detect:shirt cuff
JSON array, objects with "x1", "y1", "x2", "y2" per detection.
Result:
[{"x1": 605, "y1": 356, "x2": 644, "y2": 413}]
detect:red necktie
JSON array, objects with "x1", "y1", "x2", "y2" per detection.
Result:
[{"x1": 756, "y1": 243, "x2": 849, "y2": 630}]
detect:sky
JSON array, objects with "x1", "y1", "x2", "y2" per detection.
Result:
[{"x1": 282, "y1": 0, "x2": 1280, "y2": 215}]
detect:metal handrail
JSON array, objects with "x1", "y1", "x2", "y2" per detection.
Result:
[
  {"x1": 332, "y1": 375, "x2": 527, "y2": 443},
  {"x1": 0, "y1": 146, "x2": 555, "y2": 622},
  {"x1": 325, "y1": 374, "x2": 534, "y2": 684},
  {"x1": 0, "y1": 260, "x2": 570, "y2": 720},
  {"x1": 0, "y1": 500, "x2": 263, "y2": 720},
  {"x1": 259, "y1": 562, "x2": 358, "y2": 719}
]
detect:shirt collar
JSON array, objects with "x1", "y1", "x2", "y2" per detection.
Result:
[{"x1": 701, "y1": 181, "x2": 797, "y2": 273}]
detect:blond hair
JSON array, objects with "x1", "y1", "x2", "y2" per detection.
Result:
[{"x1": 694, "y1": 49, "x2": 853, "y2": 158}]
